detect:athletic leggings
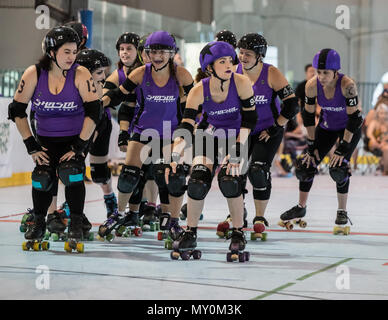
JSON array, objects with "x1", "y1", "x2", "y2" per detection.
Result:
[
  {"x1": 33, "y1": 135, "x2": 86, "y2": 217},
  {"x1": 299, "y1": 126, "x2": 361, "y2": 194},
  {"x1": 248, "y1": 129, "x2": 284, "y2": 200}
]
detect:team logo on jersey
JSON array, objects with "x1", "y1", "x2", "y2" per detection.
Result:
[
  {"x1": 32, "y1": 98, "x2": 79, "y2": 111},
  {"x1": 145, "y1": 95, "x2": 176, "y2": 103},
  {"x1": 253, "y1": 95, "x2": 268, "y2": 104},
  {"x1": 208, "y1": 106, "x2": 238, "y2": 116}
]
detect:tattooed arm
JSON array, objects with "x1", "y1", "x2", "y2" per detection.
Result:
[{"x1": 341, "y1": 76, "x2": 360, "y2": 143}]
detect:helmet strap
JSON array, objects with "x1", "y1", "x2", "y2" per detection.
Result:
[
  {"x1": 151, "y1": 61, "x2": 169, "y2": 72},
  {"x1": 243, "y1": 55, "x2": 261, "y2": 71},
  {"x1": 210, "y1": 65, "x2": 228, "y2": 92}
]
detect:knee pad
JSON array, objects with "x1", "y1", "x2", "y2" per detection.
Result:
[
  {"x1": 295, "y1": 157, "x2": 317, "y2": 182},
  {"x1": 129, "y1": 170, "x2": 146, "y2": 204},
  {"x1": 329, "y1": 160, "x2": 351, "y2": 186},
  {"x1": 152, "y1": 160, "x2": 168, "y2": 188},
  {"x1": 187, "y1": 164, "x2": 212, "y2": 200},
  {"x1": 57, "y1": 158, "x2": 85, "y2": 187},
  {"x1": 90, "y1": 162, "x2": 111, "y2": 184},
  {"x1": 117, "y1": 165, "x2": 141, "y2": 193},
  {"x1": 248, "y1": 161, "x2": 271, "y2": 191},
  {"x1": 31, "y1": 165, "x2": 55, "y2": 191},
  {"x1": 217, "y1": 166, "x2": 243, "y2": 198},
  {"x1": 167, "y1": 165, "x2": 187, "y2": 197}
]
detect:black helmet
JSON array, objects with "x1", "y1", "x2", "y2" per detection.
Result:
[
  {"x1": 237, "y1": 33, "x2": 268, "y2": 58},
  {"x1": 215, "y1": 29, "x2": 237, "y2": 49},
  {"x1": 43, "y1": 26, "x2": 81, "y2": 57},
  {"x1": 76, "y1": 49, "x2": 111, "y2": 73},
  {"x1": 116, "y1": 32, "x2": 140, "y2": 51},
  {"x1": 64, "y1": 21, "x2": 88, "y2": 43}
]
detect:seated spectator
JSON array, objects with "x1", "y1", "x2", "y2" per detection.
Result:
[{"x1": 366, "y1": 102, "x2": 388, "y2": 175}]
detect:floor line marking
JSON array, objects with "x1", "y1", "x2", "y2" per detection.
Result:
[{"x1": 252, "y1": 258, "x2": 353, "y2": 300}]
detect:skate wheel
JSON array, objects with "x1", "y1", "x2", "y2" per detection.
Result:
[
  {"x1": 278, "y1": 220, "x2": 285, "y2": 228},
  {"x1": 106, "y1": 233, "x2": 114, "y2": 242},
  {"x1": 238, "y1": 252, "x2": 245, "y2": 263},
  {"x1": 64, "y1": 242, "x2": 72, "y2": 253},
  {"x1": 165, "y1": 240, "x2": 173, "y2": 250},
  {"x1": 33, "y1": 242, "x2": 41, "y2": 251},
  {"x1": 76, "y1": 243, "x2": 84, "y2": 253},
  {"x1": 250, "y1": 232, "x2": 257, "y2": 241},
  {"x1": 52, "y1": 233, "x2": 59, "y2": 241},
  {"x1": 170, "y1": 251, "x2": 180, "y2": 260},
  {"x1": 44, "y1": 231, "x2": 50, "y2": 240},
  {"x1": 344, "y1": 226, "x2": 350, "y2": 235},
  {"x1": 216, "y1": 231, "x2": 226, "y2": 238},
  {"x1": 299, "y1": 220, "x2": 307, "y2": 228},
  {"x1": 333, "y1": 226, "x2": 340, "y2": 235},
  {"x1": 134, "y1": 228, "x2": 142, "y2": 237},
  {"x1": 180, "y1": 251, "x2": 190, "y2": 260},
  {"x1": 87, "y1": 232, "x2": 94, "y2": 241},
  {"x1": 96, "y1": 234, "x2": 105, "y2": 242},
  {"x1": 20, "y1": 225, "x2": 27, "y2": 233},
  {"x1": 192, "y1": 250, "x2": 201, "y2": 260},
  {"x1": 285, "y1": 222, "x2": 294, "y2": 230},
  {"x1": 42, "y1": 241, "x2": 50, "y2": 251},
  {"x1": 22, "y1": 242, "x2": 29, "y2": 251},
  {"x1": 226, "y1": 253, "x2": 233, "y2": 262},
  {"x1": 157, "y1": 231, "x2": 163, "y2": 241},
  {"x1": 261, "y1": 233, "x2": 268, "y2": 241}
]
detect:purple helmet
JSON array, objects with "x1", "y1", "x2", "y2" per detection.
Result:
[
  {"x1": 145, "y1": 30, "x2": 177, "y2": 52},
  {"x1": 312, "y1": 48, "x2": 341, "y2": 70},
  {"x1": 199, "y1": 41, "x2": 237, "y2": 72}
]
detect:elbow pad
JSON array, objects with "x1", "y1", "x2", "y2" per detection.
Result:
[
  {"x1": 301, "y1": 107, "x2": 316, "y2": 127},
  {"x1": 122, "y1": 78, "x2": 138, "y2": 93},
  {"x1": 104, "y1": 87, "x2": 126, "y2": 108},
  {"x1": 183, "y1": 82, "x2": 194, "y2": 96},
  {"x1": 103, "y1": 81, "x2": 117, "y2": 90},
  {"x1": 8, "y1": 100, "x2": 28, "y2": 122},
  {"x1": 241, "y1": 109, "x2": 258, "y2": 130},
  {"x1": 346, "y1": 109, "x2": 363, "y2": 133},
  {"x1": 280, "y1": 97, "x2": 299, "y2": 120},
  {"x1": 84, "y1": 100, "x2": 103, "y2": 125},
  {"x1": 118, "y1": 103, "x2": 135, "y2": 123}
]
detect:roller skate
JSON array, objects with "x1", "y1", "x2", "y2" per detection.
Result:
[
  {"x1": 278, "y1": 205, "x2": 307, "y2": 230},
  {"x1": 22, "y1": 214, "x2": 50, "y2": 251},
  {"x1": 163, "y1": 218, "x2": 184, "y2": 250},
  {"x1": 96, "y1": 210, "x2": 125, "y2": 242},
  {"x1": 216, "y1": 207, "x2": 248, "y2": 238},
  {"x1": 44, "y1": 210, "x2": 68, "y2": 241},
  {"x1": 115, "y1": 210, "x2": 142, "y2": 238},
  {"x1": 333, "y1": 210, "x2": 353, "y2": 235},
  {"x1": 226, "y1": 228, "x2": 249, "y2": 263},
  {"x1": 157, "y1": 212, "x2": 171, "y2": 241},
  {"x1": 179, "y1": 203, "x2": 203, "y2": 221},
  {"x1": 141, "y1": 204, "x2": 160, "y2": 231},
  {"x1": 81, "y1": 213, "x2": 94, "y2": 241},
  {"x1": 104, "y1": 193, "x2": 118, "y2": 218},
  {"x1": 20, "y1": 208, "x2": 34, "y2": 233},
  {"x1": 170, "y1": 229, "x2": 202, "y2": 261},
  {"x1": 59, "y1": 201, "x2": 70, "y2": 217},
  {"x1": 250, "y1": 216, "x2": 268, "y2": 241},
  {"x1": 64, "y1": 214, "x2": 84, "y2": 253}
]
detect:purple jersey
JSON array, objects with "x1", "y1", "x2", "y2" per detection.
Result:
[
  {"x1": 317, "y1": 73, "x2": 348, "y2": 131},
  {"x1": 31, "y1": 63, "x2": 84, "y2": 137},
  {"x1": 236, "y1": 63, "x2": 281, "y2": 134},
  {"x1": 118, "y1": 67, "x2": 127, "y2": 86},
  {"x1": 201, "y1": 73, "x2": 241, "y2": 138},
  {"x1": 133, "y1": 63, "x2": 179, "y2": 138}
]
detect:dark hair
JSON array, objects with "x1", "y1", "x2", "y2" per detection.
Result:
[
  {"x1": 195, "y1": 67, "x2": 209, "y2": 83},
  {"x1": 37, "y1": 54, "x2": 52, "y2": 71},
  {"x1": 305, "y1": 64, "x2": 313, "y2": 72}
]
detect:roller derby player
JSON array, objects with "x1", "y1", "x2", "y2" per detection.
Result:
[
  {"x1": 279, "y1": 48, "x2": 363, "y2": 234},
  {"x1": 167, "y1": 41, "x2": 256, "y2": 261},
  {"x1": 9, "y1": 26, "x2": 101, "y2": 252},
  {"x1": 101, "y1": 31, "x2": 194, "y2": 244},
  {"x1": 234, "y1": 33, "x2": 299, "y2": 241}
]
